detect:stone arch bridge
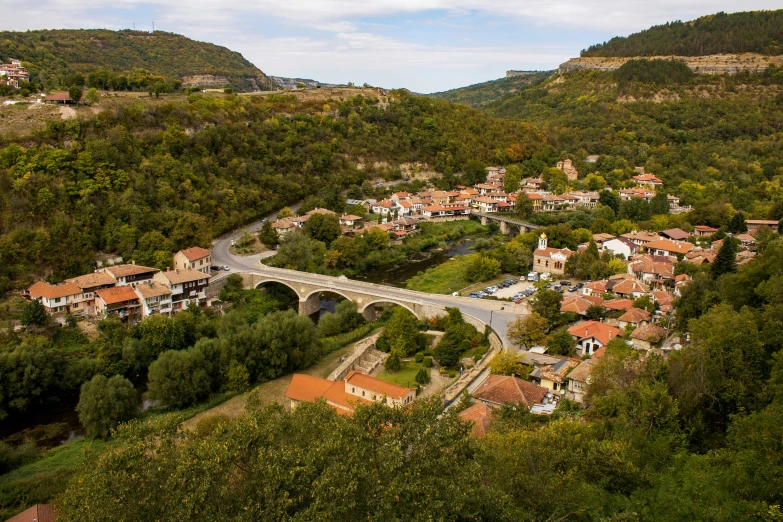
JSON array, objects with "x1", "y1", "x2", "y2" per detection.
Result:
[
  {"x1": 474, "y1": 212, "x2": 541, "y2": 235},
  {"x1": 209, "y1": 265, "x2": 521, "y2": 346}
]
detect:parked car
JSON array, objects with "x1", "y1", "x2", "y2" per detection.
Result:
[
  {"x1": 540, "y1": 272, "x2": 552, "y2": 281},
  {"x1": 210, "y1": 266, "x2": 221, "y2": 272},
  {"x1": 505, "y1": 277, "x2": 518, "y2": 284},
  {"x1": 560, "y1": 280, "x2": 570, "y2": 286},
  {"x1": 403, "y1": 177, "x2": 411, "y2": 182},
  {"x1": 221, "y1": 265, "x2": 230, "y2": 271},
  {"x1": 527, "y1": 272, "x2": 538, "y2": 282},
  {"x1": 469, "y1": 293, "x2": 480, "y2": 298},
  {"x1": 576, "y1": 282, "x2": 584, "y2": 289},
  {"x1": 544, "y1": 283, "x2": 552, "y2": 289}
]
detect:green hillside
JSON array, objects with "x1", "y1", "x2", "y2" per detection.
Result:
[
  {"x1": 428, "y1": 72, "x2": 551, "y2": 107},
  {"x1": 582, "y1": 10, "x2": 783, "y2": 57},
  {"x1": 0, "y1": 29, "x2": 274, "y2": 91}
]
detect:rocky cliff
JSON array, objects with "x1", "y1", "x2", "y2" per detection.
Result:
[{"x1": 559, "y1": 53, "x2": 783, "y2": 75}]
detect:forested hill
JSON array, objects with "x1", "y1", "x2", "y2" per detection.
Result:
[
  {"x1": 428, "y1": 72, "x2": 551, "y2": 107},
  {"x1": 582, "y1": 10, "x2": 783, "y2": 57},
  {"x1": 0, "y1": 29, "x2": 274, "y2": 91}
]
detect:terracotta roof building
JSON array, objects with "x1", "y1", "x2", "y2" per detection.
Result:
[
  {"x1": 533, "y1": 233, "x2": 573, "y2": 275},
  {"x1": 174, "y1": 247, "x2": 212, "y2": 274},
  {"x1": 95, "y1": 286, "x2": 141, "y2": 323},
  {"x1": 529, "y1": 358, "x2": 580, "y2": 392},
  {"x1": 26, "y1": 281, "x2": 81, "y2": 314},
  {"x1": 4, "y1": 504, "x2": 56, "y2": 522},
  {"x1": 631, "y1": 324, "x2": 668, "y2": 350},
  {"x1": 459, "y1": 403, "x2": 494, "y2": 438},
  {"x1": 472, "y1": 375, "x2": 549, "y2": 409},
  {"x1": 568, "y1": 320, "x2": 623, "y2": 356},
  {"x1": 645, "y1": 239, "x2": 694, "y2": 257},
  {"x1": 617, "y1": 307, "x2": 652, "y2": 329},
  {"x1": 99, "y1": 264, "x2": 159, "y2": 286},
  {"x1": 560, "y1": 294, "x2": 604, "y2": 315}
]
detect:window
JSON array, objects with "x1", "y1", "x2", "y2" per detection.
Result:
[
  {"x1": 352, "y1": 387, "x2": 355, "y2": 393},
  {"x1": 54, "y1": 297, "x2": 61, "y2": 304},
  {"x1": 362, "y1": 391, "x2": 365, "y2": 397}
]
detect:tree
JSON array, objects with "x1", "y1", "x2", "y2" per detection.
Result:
[
  {"x1": 219, "y1": 273, "x2": 245, "y2": 303},
  {"x1": 507, "y1": 312, "x2": 548, "y2": 349},
  {"x1": 68, "y1": 85, "x2": 83, "y2": 104},
  {"x1": 135, "y1": 314, "x2": 187, "y2": 358},
  {"x1": 224, "y1": 360, "x2": 250, "y2": 393},
  {"x1": 488, "y1": 349, "x2": 525, "y2": 376},
  {"x1": 514, "y1": 192, "x2": 534, "y2": 218},
  {"x1": 711, "y1": 236, "x2": 738, "y2": 279},
  {"x1": 85, "y1": 87, "x2": 99, "y2": 105},
  {"x1": 530, "y1": 289, "x2": 563, "y2": 324},
  {"x1": 466, "y1": 254, "x2": 501, "y2": 283},
  {"x1": 585, "y1": 305, "x2": 606, "y2": 321},
  {"x1": 277, "y1": 207, "x2": 294, "y2": 219},
  {"x1": 258, "y1": 220, "x2": 279, "y2": 246},
  {"x1": 546, "y1": 329, "x2": 576, "y2": 356},
  {"x1": 650, "y1": 190, "x2": 670, "y2": 215},
  {"x1": 331, "y1": 236, "x2": 360, "y2": 267},
  {"x1": 20, "y1": 299, "x2": 47, "y2": 327},
  {"x1": 76, "y1": 374, "x2": 137, "y2": 438},
  {"x1": 599, "y1": 190, "x2": 620, "y2": 215},
  {"x1": 415, "y1": 367, "x2": 430, "y2": 385},
  {"x1": 384, "y1": 350, "x2": 401, "y2": 371},
  {"x1": 304, "y1": 213, "x2": 342, "y2": 244},
  {"x1": 146, "y1": 348, "x2": 213, "y2": 408},
  {"x1": 270, "y1": 232, "x2": 326, "y2": 271},
  {"x1": 504, "y1": 165, "x2": 522, "y2": 193},
  {"x1": 382, "y1": 308, "x2": 420, "y2": 357},
  {"x1": 727, "y1": 212, "x2": 747, "y2": 234}
]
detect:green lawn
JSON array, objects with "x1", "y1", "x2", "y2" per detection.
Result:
[
  {"x1": 406, "y1": 254, "x2": 477, "y2": 294},
  {"x1": 375, "y1": 360, "x2": 423, "y2": 388}
]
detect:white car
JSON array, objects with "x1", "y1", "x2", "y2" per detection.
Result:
[
  {"x1": 527, "y1": 272, "x2": 538, "y2": 282},
  {"x1": 540, "y1": 272, "x2": 552, "y2": 281}
]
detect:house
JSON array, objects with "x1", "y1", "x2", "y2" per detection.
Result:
[
  {"x1": 134, "y1": 281, "x2": 173, "y2": 317},
  {"x1": 272, "y1": 218, "x2": 297, "y2": 236},
  {"x1": 370, "y1": 199, "x2": 397, "y2": 215},
  {"x1": 339, "y1": 214, "x2": 364, "y2": 229},
  {"x1": 592, "y1": 233, "x2": 616, "y2": 247},
  {"x1": 660, "y1": 228, "x2": 689, "y2": 241},
  {"x1": 459, "y1": 403, "x2": 493, "y2": 438},
  {"x1": 617, "y1": 307, "x2": 652, "y2": 330},
  {"x1": 472, "y1": 375, "x2": 549, "y2": 411},
  {"x1": 154, "y1": 268, "x2": 210, "y2": 312},
  {"x1": 346, "y1": 199, "x2": 372, "y2": 212},
  {"x1": 674, "y1": 274, "x2": 691, "y2": 296},
  {"x1": 735, "y1": 233, "x2": 758, "y2": 250},
  {"x1": 473, "y1": 196, "x2": 499, "y2": 213},
  {"x1": 621, "y1": 230, "x2": 662, "y2": 247},
  {"x1": 3, "y1": 503, "x2": 56, "y2": 522},
  {"x1": 667, "y1": 194, "x2": 682, "y2": 211},
  {"x1": 651, "y1": 290, "x2": 675, "y2": 312},
  {"x1": 390, "y1": 191, "x2": 413, "y2": 202},
  {"x1": 526, "y1": 192, "x2": 543, "y2": 212},
  {"x1": 601, "y1": 237, "x2": 638, "y2": 258},
  {"x1": 693, "y1": 225, "x2": 719, "y2": 237},
  {"x1": 95, "y1": 286, "x2": 142, "y2": 323},
  {"x1": 627, "y1": 254, "x2": 674, "y2": 287},
  {"x1": 746, "y1": 219, "x2": 779, "y2": 231},
  {"x1": 529, "y1": 358, "x2": 580, "y2": 393},
  {"x1": 568, "y1": 191, "x2": 600, "y2": 208},
  {"x1": 173, "y1": 247, "x2": 212, "y2": 274},
  {"x1": 644, "y1": 239, "x2": 694, "y2": 258},
  {"x1": 99, "y1": 264, "x2": 159, "y2": 287},
  {"x1": 285, "y1": 371, "x2": 415, "y2": 415},
  {"x1": 685, "y1": 248, "x2": 717, "y2": 265},
  {"x1": 565, "y1": 359, "x2": 596, "y2": 404},
  {"x1": 560, "y1": 294, "x2": 604, "y2": 316},
  {"x1": 630, "y1": 324, "x2": 668, "y2": 350},
  {"x1": 556, "y1": 159, "x2": 579, "y2": 181},
  {"x1": 305, "y1": 207, "x2": 337, "y2": 217},
  {"x1": 541, "y1": 194, "x2": 567, "y2": 211},
  {"x1": 568, "y1": 321, "x2": 623, "y2": 356},
  {"x1": 64, "y1": 271, "x2": 118, "y2": 314},
  {"x1": 26, "y1": 281, "x2": 82, "y2": 315},
  {"x1": 392, "y1": 218, "x2": 418, "y2": 234},
  {"x1": 533, "y1": 234, "x2": 573, "y2": 275},
  {"x1": 421, "y1": 204, "x2": 469, "y2": 218},
  {"x1": 603, "y1": 298, "x2": 635, "y2": 312},
  {"x1": 582, "y1": 280, "x2": 608, "y2": 297},
  {"x1": 611, "y1": 278, "x2": 650, "y2": 299},
  {"x1": 632, "y1": 173, "x2": 663, "y2": 187},
  {"x1": 43, "y1": 91, "x2": 76, "y2": 104},
  {"x1": 619, "y1": 188, "x2": 655, "y2": 201}
]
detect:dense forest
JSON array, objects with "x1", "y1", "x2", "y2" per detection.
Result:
[
  {"x1": 0, "y1": 29, "x2": 274, "y2": 91},
  {"x1": 0, "y1": 91, "x2": 545, "y2": 293},
  {"x1": 429, "y1": 71, "x2": 552, "y2": 107},
  {"x1": 582, "y1": 10, "x2": 783, "y2": 57}
]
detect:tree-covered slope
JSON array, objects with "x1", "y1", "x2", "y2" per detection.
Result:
[
  {"x1": 429, "y1": 72, "x2": 552, "y2": 107},
  {"x1": 582, "y1": 10, "x2": 783, "y2": 57},
  {"x1": 0, "y1": 29, "x2": 274, "y2": 91}
]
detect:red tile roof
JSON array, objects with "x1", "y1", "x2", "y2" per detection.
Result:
[
  {"x1": 178, "y1": 247, "x2": 211, "y2": 261},
  {"x1": 603, "y1": 298, "x2": 635, "y2": 311},
  {"x1": 473, "y1": 375, "x2": 548, "y2": 407},
  {"x1": 27, "y1": 281, "x2": 81, "y2": 300},
  {"x1": 617, "y1": 307, "x2": 651, "y2": 324},
  {"x1": 103, "y1": 264, "x2": 158, "y2": 278},
  {"x1": 4, "y1": 504, "x2": 56, "y2": 522},
  {"x1": 96, "y1": 286, "x2": 140, "y2": 305},
  {"x1": 568, "y1": 321, "x2": 623, "y2": 346},
  {"x1": 459, "y1": 403, "x2": 493, "y2": 438},
  {"x1": 345, "y1": 371, "x2": 413, "y2": 399}
]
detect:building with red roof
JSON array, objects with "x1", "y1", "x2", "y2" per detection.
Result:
[
  {"x1": 472, "y1": 375, "x2": 549, "y2": 410},
  {"x1": 459, "y1": 403, "x2": 494, "y2": 438},
  {"x1": 568, "y1": 320, "x2": 623, "y2": 356},
  {"x1": 174, "y1": 247, "x2": 212, "y2": 274}
]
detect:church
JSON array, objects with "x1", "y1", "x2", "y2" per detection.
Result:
[{"x1": 533, "y1": 233, "x2": 573, "y2": 275}]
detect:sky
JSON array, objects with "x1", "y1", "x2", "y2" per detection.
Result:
[{"x1": 1, "y1": 1, "x2": 781, "y2": 93}]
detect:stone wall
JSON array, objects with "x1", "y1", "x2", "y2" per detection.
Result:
[{"x1": 328, "y1": 331, "x2": 384, "y2": 381}]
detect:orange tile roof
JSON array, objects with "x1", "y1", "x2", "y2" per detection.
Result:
[
  {"x1": 561, "y1": 295, "x2": 603, "y2": 314},
  {"x1": 459, "y1": 403, "x2": 493, "y2": 438},
  {"x1": 603, "y1": 298, "x2": 634, "y2": 311},
  {"x1": 285, "y1": 374, "x2": 333, "y2": 403},
  {"x1": 617, "y1": 307, "x2": 651, "y2": 324},
  {"x1": 96, "y1": 285, "x2": 140, "y2": 305},
  {"x1": 345, "y1": 371, "x2": 414, "y2": 399},
  {"x1": 631, "y1": 324, "x2": 668, "y2": 343},
  {"x1": 473, "y1": 375, "x2": 548, "y2": 407},
  {"x1": 178, "y1": 247, "x2": 211, "y2": 261},
  {"x1": 65, "y1": 271, "x2": 117, "y2": 289},
  {"x1": 157, "y1": 268, "x2": 209, "y2": 285},
  {"x1": 568, "y1": 321, "x2": 623, "y2": 346},
  {"x1": 134, "y1": 281, "x2": 171, "y2": 299},
  {"x1": 103, "y1": 264, "x2": 158, "y2": 278},
  {"x1": 645, "y1": 239, "x2": 694, "y2": 255},
  {"x1": 4, "y1": 504, "x2": 56, "y2": 522},
  {"x1": 611, "y1": 278, "x2": 650, "y2": 296},
  {"x1": 27, "y1": 281, "x2": 81, "y2": 300}
]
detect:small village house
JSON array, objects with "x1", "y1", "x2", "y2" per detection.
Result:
[
  {"x1": 134, "y1": 281, "x2": 173, "y2": 317},
  {"x1": 173, "y1": 247, "x2": 212, "y2": 274},
  {"x1": 471, "y1": 375, "x2": 550, "y2": 411},
  {"x1": 25, "y1": 281, "x2": 81, "y2": 315},
  {"x1": 95, "y1": 286, "x2": 142, "y2": 324},
  {"x1": 458, "y1": 403, "x2": 493, "y2": 438},
  {"x1": 630, "y1": 324, "x2": 668, "y2": 350},
  {"x1": 154, "y1": 268, "x2": 210, "y2": 312},
  {"x1": 568, "y1": 321, "x2": 623, "y2": 356},
  {"x1": 529, "y1": 358, "x2": 580, "y2": 394},
  {"x1": 98, "y1": 264, "x2": 159, "y2": 287}
]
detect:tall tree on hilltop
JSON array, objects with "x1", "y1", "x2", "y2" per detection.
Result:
[
  {"x1": 728, "y1": 212, "x2": 748, "y2": 234},
  {"x1": 711, "y1": 236, "x2": 738, "y2": 279}
]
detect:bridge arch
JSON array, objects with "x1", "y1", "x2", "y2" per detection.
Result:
[
  {"x1": 254, "y1": 278, "x2": 304, "y2": 299},
  {"x1": 357, "y1": 299, "x2": 420, "y2": 322}
]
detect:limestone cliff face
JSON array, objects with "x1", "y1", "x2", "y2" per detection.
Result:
[
  {"x1": 181, "y1": 74, "x2": 276, "y2": 91},
  {"x1": 181, "y1": 75, "x2": 230, "y2": 88},
  {"x1": 558, "y1": 54, "x2": 783, "y2": 75}
]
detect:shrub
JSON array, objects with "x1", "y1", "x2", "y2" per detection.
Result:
[
  {"x1": 423, "y1": 349, "x2": 433, "y2": 357},
  {"x1": 414, "y1": 352, "x2": 424, "y2": 363},
  {"x1": 448, "y1": 371, "x2": 456, "y2": 378},
  {"x1": 423, "y1": 356, "x2": 433, "y2": 368},
  {"x1": 415, "y1": 367, "x2": 430, "y2": 385}
]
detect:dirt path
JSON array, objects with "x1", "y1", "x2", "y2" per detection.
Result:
[
  {"x1": 59, "y1": 106, "x2": 76, "y2": 120},
  {"x1": 181, "y1": 341, "x2": 359, "y2": 431}
]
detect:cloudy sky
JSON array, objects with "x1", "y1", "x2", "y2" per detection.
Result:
[{"x1": 1, "y1": 1, "x2": 780, "y2": 92}]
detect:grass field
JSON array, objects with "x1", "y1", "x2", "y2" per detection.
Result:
[
  {"x1": 406, "y1": 254, "x2": 477, "y2": 294},
  {"x1": 375, "y1": 360, "x2": 424, "y2": 388}
]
